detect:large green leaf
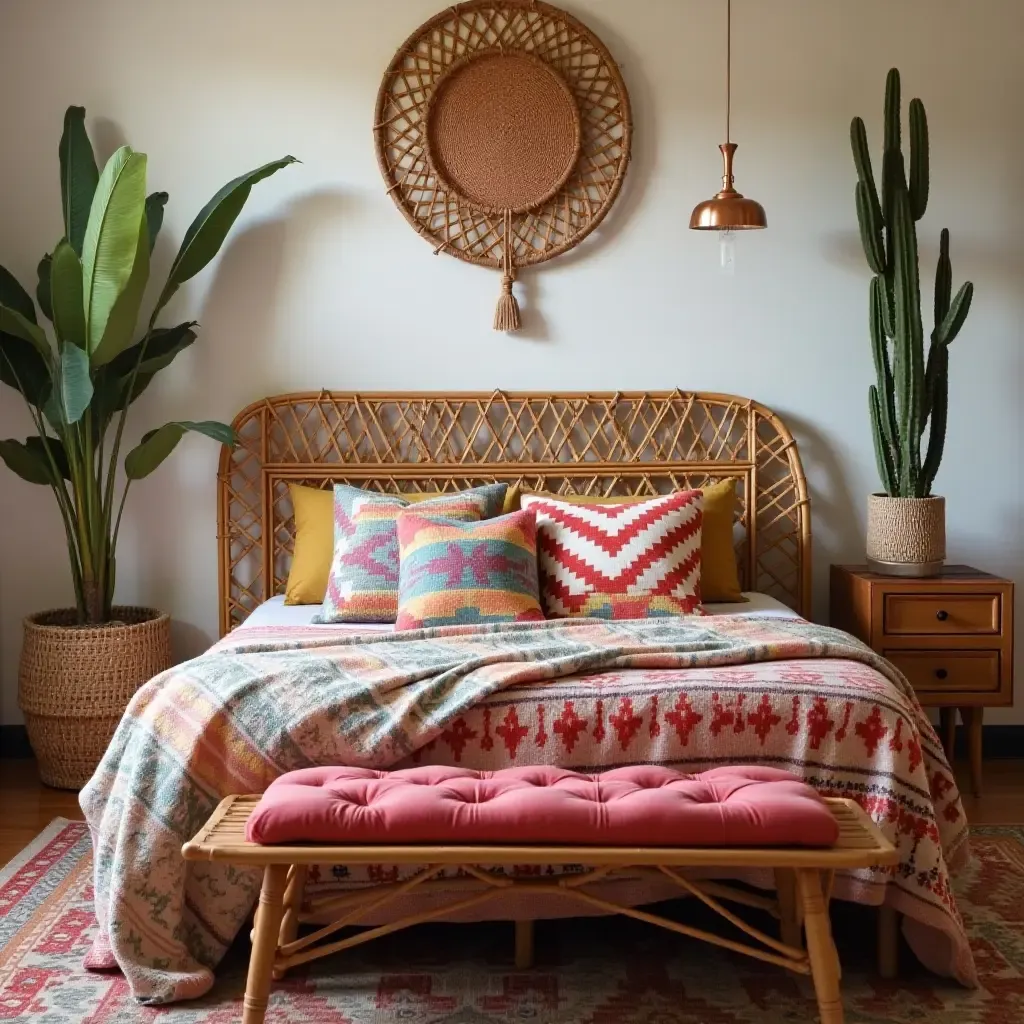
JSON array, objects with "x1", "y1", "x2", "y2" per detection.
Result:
[
  {"x1": 59, "y1": 106, "x2": 100, "y2": 256},
  {"x1": 0, "y1": 438, "x2": 53, "y2": 485},
  {"x1": 0, "y1": 280, "x2": 50, "y2": 413},
  {"x1": 93, "y1": 365, "x2": 155, "y2": 426},
  {"x1": 134, "y1": 330, "x2": 195, "y2": 373},
  {"x1": 153, "y1": 155, "x2": 296, "y2": 317},
  {"x1": 0, "y1": 332, "x2": 51, "y2": 405},
  {"x1": 0, "y1": 277, "x2": 49, "y2": 400},
  {"x1": 59, "y1": 342, "x2": 92, "y2": 424},
  {"x1": 92, "y1": 324, "x2": 198, "y2": 427},
  {"x1": 123, "y1": 370, "x2": 156, "y2": 406},
  {"x1": 0, "y1": 264, "x2": 37, "y2": 323},
  {"x1": 107, "y1": 321, "x2": 198, "y2": 378},
  {"x1": 50, "y1": 241, "x2": 86, "y2": 348},
  {"x1": 0, "y1": 304, "x2": 50, "y2": 362},
  {"x1": 146, "y1": 192, "x2": 169, "y2": 253},
  {"x1": 124, "y1": 419, "x2": 235, "y2": 480},
  {"x1": 91, "y1": 213, "x2": 150, "y2": 366},
  {"x1": 42, "y1": 387, "x2": 65, "y2": 434},
  {"x1": 36, "y1": 254, "x2": 53, "y2": 321},
  {"x1": 81, "y1": 146, "x2": 147, "y2": 358},
  {"x1": 24, "y1": 434, "x2": 70, "y2": 480}
]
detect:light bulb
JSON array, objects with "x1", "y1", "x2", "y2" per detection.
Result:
[{"x1": 719, "y1": 229, "x2": 736, "y2": 275}]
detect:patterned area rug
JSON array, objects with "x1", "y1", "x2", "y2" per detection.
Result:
[{"x1": 1, "y1": 819, "x2": 1022, "y2": 1022}]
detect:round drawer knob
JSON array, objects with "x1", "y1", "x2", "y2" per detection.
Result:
[
  {"x1": 935, "y1": 668, "x2": 948, "y2": 680},
  {"x1": 936, "y1": 609, "x2": 949, "y2": 622}
]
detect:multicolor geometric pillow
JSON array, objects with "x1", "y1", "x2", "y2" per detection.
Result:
[
  {"x1": 520, "y1": 490, "x2": 704, "y2": 619},
  {"x1": 314, "y1": 483, "x2": 508, "y2": 623},
  {"x1": 283, "y1": 483, "x2": 521, "y2": 606},
  {"x1": 395, "y1": 509, "x2": 545, "y2": 630}
]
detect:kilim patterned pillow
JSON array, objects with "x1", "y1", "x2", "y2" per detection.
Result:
[
  {"x1": 520, "y1": 491, "x2": 704, "y2": 619},
  {"x1": 395, "y1": 509, "x2": 544, "y2": 630},
  {"x1": 314, "y1": 484, "x2": 508, "y2": 623}
]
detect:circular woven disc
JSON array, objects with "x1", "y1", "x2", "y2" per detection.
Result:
[
  {"x1": 425, "y1": 51, "x2": 581, "y2": 214},
  {"x1": 374, "y1": 0, "x2": 631, "y2": 269}
]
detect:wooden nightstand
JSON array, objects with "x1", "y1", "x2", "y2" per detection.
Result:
[{"x1": 830, "y1": 564, "x2": 1014, "y2": 796}]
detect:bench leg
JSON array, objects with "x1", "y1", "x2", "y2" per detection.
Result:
[
  {"x1": 243, "y1": 864, "x2": 288, "y2": 1024},
  {"x1": 877, "y1": 903, "x2": 899, "y2": 979},
  {"x1": 796, "y1": 869, "x2": 844, "y2": 1024},
  {"x1": 774, "y1": 868, "x2": 802, "y2": 949},
  {"x1": 515, "y1": 919, "x2": 534, "y2": 969},
  {"x1": 280, "y1": 864, "x2": 308, "y2": 945},
  {"x1": 272, "y1": 865, "x2": 308, "y2": 980}
]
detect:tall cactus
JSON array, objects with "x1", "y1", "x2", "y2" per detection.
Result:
[{"x1": 852, "y1": 68, "x2": 973, "y2": 498}]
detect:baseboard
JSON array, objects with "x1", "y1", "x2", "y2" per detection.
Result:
[
  {"x1": 0, "y1": 725, "x2": 32, "y2": 758},
  {"x1": 1, "y1": 722, "x2": 1022, "y2": 760}
]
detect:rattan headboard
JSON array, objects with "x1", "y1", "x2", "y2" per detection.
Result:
[{"x1": 217, "y1": 390, "x2": 812, "y2": 634}]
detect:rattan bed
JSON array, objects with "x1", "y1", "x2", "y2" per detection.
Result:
[{"x1": 217, "y1": 390, "x2": 811, "y2": 635}]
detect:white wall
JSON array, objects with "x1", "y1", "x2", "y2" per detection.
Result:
[{"x1": 0, "y1": 0, "x2": 1021, "y2": 725}]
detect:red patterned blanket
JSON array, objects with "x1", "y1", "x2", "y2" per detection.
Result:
[{"x1": 80, "y1": 615, "x2": 972, "y2": 1003}]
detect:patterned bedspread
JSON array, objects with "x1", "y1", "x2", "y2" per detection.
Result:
[{"x1": 79, "y1": 616, "x2": 973, "y2": 1004}]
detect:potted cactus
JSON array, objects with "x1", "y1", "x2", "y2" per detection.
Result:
[{"x1": 850, "y1": 69, "x2": 973, "y2": 576}]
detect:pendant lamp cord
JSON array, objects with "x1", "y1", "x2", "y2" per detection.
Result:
[{"x1": 725, "y1": 0, "x2": 732, "y2": 144}]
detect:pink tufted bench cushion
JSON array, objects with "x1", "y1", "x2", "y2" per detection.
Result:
[{"x1": 245, "y1": 765, "x2": 839, "y2": 848}]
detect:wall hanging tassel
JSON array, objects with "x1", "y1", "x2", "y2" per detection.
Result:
[{"x1": 493, "y1": 209, "x2": 521, "y2": 332}]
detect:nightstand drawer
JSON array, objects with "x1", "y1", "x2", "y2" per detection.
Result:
[
  {"x1": 885, "y1": 649, "x2": 1000, "y2": 693},
  {"x1": 883, "y1": 593, "x2": 1000, "y2": 636}
]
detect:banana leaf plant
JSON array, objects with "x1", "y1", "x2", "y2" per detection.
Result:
[{"x1": 0, "y1": 106, "x2": 296, "y2": 624}]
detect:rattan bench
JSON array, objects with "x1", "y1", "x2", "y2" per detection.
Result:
[{"x1": 183, "y1": 786, "x2": 896, "y2": 1024}]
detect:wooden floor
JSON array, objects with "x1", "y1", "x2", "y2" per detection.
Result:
[
  {"x1": 3, "y1": 756, "x2": 1024, "y2": 866},
  {"x1": 0, "y1": 759, "x2": 87, "y2": 865}
]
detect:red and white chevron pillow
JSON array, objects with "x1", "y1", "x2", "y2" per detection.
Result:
[{"x1": 520, "y1": 491, "x2": 704, "y2": 619}]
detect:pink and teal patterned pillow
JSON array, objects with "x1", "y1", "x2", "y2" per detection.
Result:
[
  {"x1": 314, "y1": 484, "x2": 507, "y2": 623},
  {"x1": 395, "y1": 509, "x2": 544, "y2": 630}
]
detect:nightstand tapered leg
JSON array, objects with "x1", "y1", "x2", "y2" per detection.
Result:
[
  {"x1": 939, "y1": 708, "x2": 957, "y2": 762},
  {"x1": 961, "y1": 707, "x2": 983, "y2": 796}
]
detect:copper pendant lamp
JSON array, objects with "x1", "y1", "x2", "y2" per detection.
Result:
[{"x1": 689, "y1": 0, "x2": 766, "y2": 233}]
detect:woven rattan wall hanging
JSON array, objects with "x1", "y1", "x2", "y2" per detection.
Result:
[{"x1": 374, "y1": 0, "x2": 632, "y2": 332}]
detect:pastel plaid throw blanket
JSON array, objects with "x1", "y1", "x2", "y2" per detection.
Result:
[{"x1": 79, "y1": 616, "x2": 973, "y2": 1003}]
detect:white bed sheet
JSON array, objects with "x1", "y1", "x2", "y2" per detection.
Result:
[{"x1": 237, "y1": 592, "x2": 802, "y2": 631}]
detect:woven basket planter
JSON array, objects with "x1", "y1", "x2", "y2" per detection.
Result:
[
  {"x1": 18, "y1": 607, "x2": 171, "y2": 789},
  {"x1": 866, "y1": 494, "x2": 946, "y2": 577}
]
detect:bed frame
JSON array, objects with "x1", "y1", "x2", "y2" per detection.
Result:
[
  {"x1": 215, "y1": 390, "x2": 911, "y2": 979},
  {"x1": 218, "y1": 390, "x2": 811, "y2": 635}
]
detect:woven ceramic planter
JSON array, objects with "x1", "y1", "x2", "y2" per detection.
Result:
[
  {"x1": 18, "y1": 607, "x2": 171, "y2": 789},
  {"x1": 866, "y1": 494, "x2": 946, "y2": 577}
]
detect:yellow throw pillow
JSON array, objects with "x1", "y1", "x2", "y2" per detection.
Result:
[
  {"x1": 699, "y1": 479, "x2": 743, "y2": 602},
  {"x1": 284, "y1": 482, "x2": 522, "y2": 605},
  {"x1": 521, "y1": 480, "x2": 744, "y2": 603},
  {"x1": 284, "y1": 484, "x2": 334, "y2": 605}
]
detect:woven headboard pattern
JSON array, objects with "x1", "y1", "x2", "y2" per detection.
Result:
[{"x1": 218, "y1": 391, "x2": 811, "y2": 634}]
